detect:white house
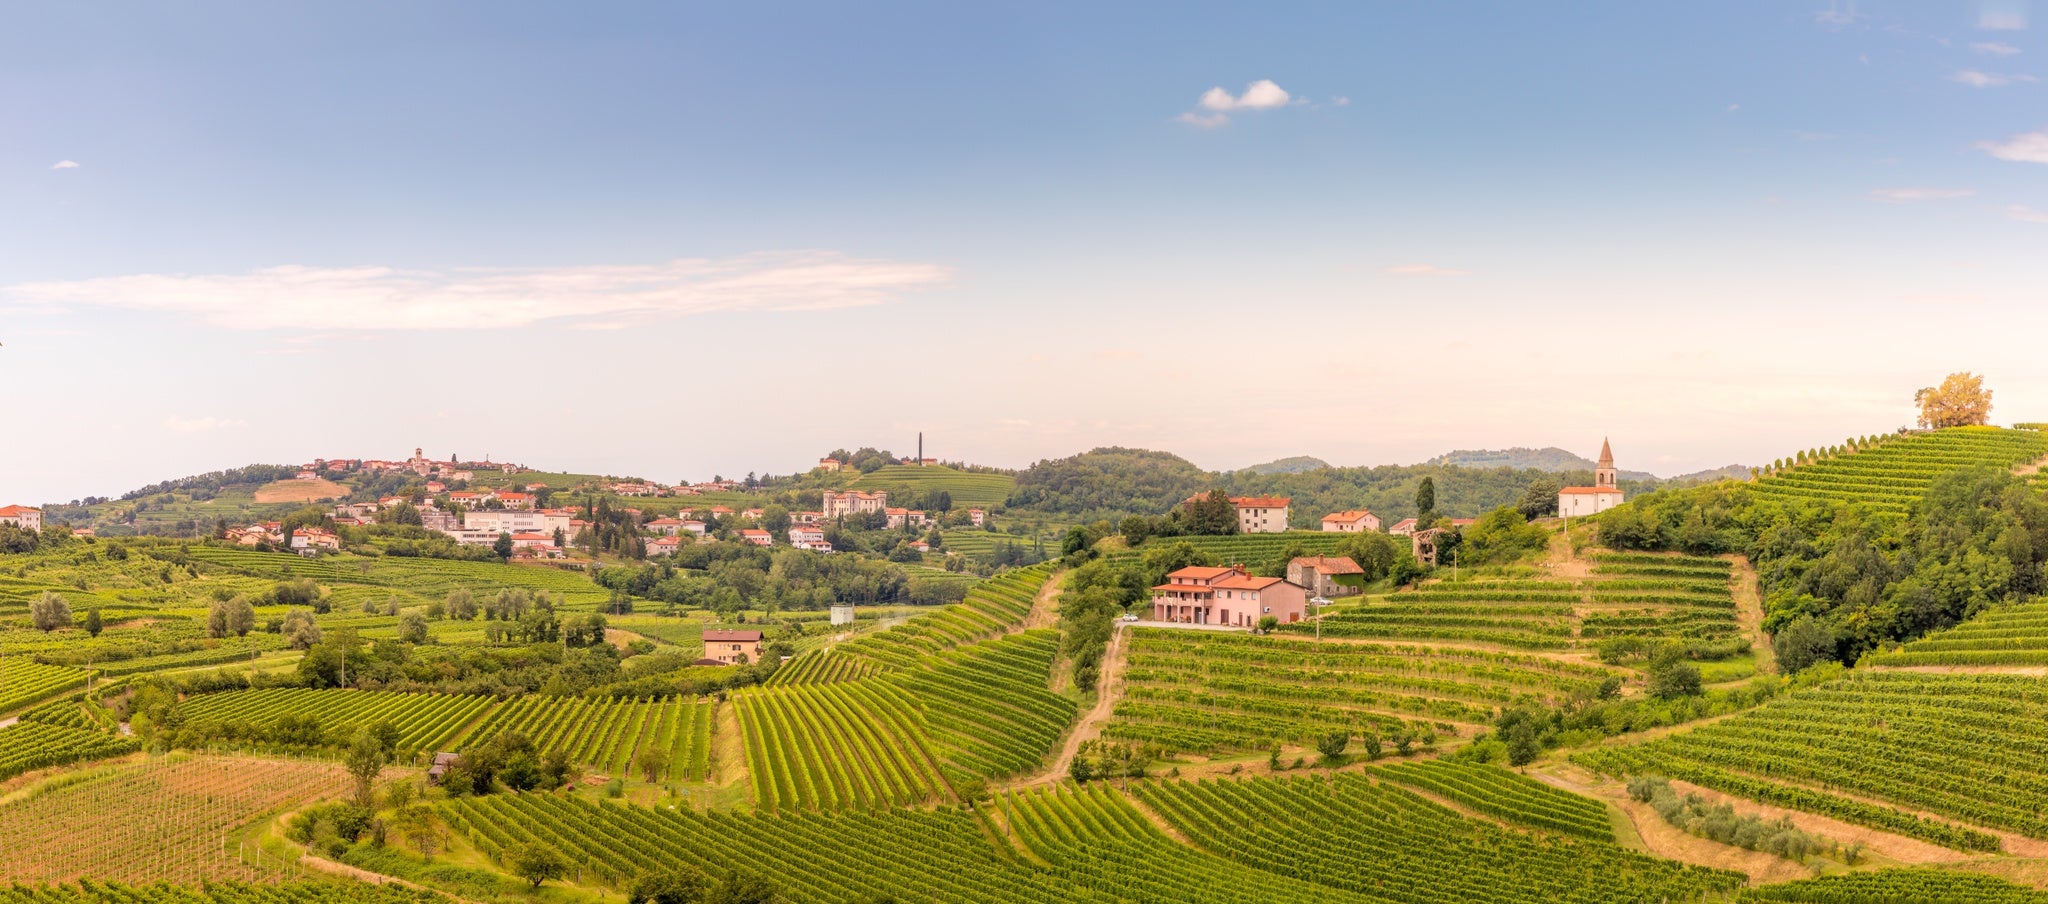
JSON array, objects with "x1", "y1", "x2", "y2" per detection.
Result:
[
  {"x1": 822, "y1": 490, "x2": 887, "y2": 518},
  {"x1": 789, "y1": 525, "x2": 827, "y2": 546},
  {"x1": 739, "y1": 529, "x2": 774, "y2": 547},
  {"x1": 0, "y1": 505, "x2": 43, "y2": 533},
  {"x1": 1559, "y1": 438, "x2": 1627, "y2": 517},
  {"x1": 290, "y1": 527, "x2": 340, "y2": 556},
  {"x1": 1320, "y1": 510, "x2": 1381, "y2": 533}
]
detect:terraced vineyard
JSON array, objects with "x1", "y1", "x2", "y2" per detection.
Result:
[
  {"x1": 1105, "y1": 531, "x2": 1351, "y2": 564},
  {"x1": 1012, "y1": 777, "x2": 1743, "y2": 904},
  {"x1": 0, "y1": 720, "x2": 139, "y2": 782},
  {"x1": 741, "y1": 626, "x2": 1071, "y2": 809},
  {"x1": 1286, "y1": 552, "x2": 1738, "y2": 651},
  {"x1": 1748, "y1": 426, "x2": 2046, "y2": 512},
  {"x1": 459, "y1": 695, "x2": 713, "y2": 779},
  {"x1": 1106, "y1": 630, "x2": 1615, "y2": 754},
  {"x1": 1738, "y1": 869, "x2": 2048, "y2": 902},
  {"x1": 848, "y1": 464, "x2": 1017, "y2": 508},
  {"x1": 1575, "y1": 671, "x2": 2048, "y2": 850},
  {"x1": 443, "y1": 793, "x2": 1093, "y2": 901},
  {"x1": 771, "y1": 563, "x2": 1051, "y2": 680},
  {"x1": 177, "y1": 688, "x2": 491, "y2": 753},
  {"x1": 181, "y1": 546, "x2": 610, "y2": 608},
  {"x1": 1863, "y1": 597, "x2": 2048, "y2": 666},
  {"x1": 0, "y1": 756, "x2": 351, "y2": 884},
  {"x1": 1367, "y1": 760, "x2": 1617, "y2": 840},
  {"x1": 0, "y1": 657, "x2": 89, "y2": 713}
]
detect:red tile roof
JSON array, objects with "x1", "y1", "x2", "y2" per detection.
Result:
[
  {"x1": 1231, "y1": 496, "x2": 1291, "y2": 509},
  {"x1": 1214, "y1": 574, "x2": 1284, "y2": 591},
  {"x1": 1166, "y1": 565, "x2": 1236, "y2": 581},
  {"x1": 1292, "y1": 555, "x2": 1364, "y2": 575},
  {"x1": 1321, "y1": 510, "x2": 1377, "y2": 524},
  {"x1": 703, "y1": 630, "x2": 762, "y2": 642},
  {"x1": 1560, "y1": 487, "x2": 1624, "y2": 495}
]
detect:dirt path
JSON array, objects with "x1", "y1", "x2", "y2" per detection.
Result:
[
  {"x1": 1872, "y1": 663, "x2": 2048, "y2": 676},
  {"x1": 1014, "y1": 625, "x2": 1130, "y2": 790},
  {"x1": 299, "y1": 855, "x2": 443, "y2": 892},
  {"x1": 1728, "y1": 555, "x2": 1775, "y2": 674},
  {"x1": 1544, "y1": 529, "x2": 1591, "y2": 580},
  {"x1": 1020, "y1": 568, "x2": 1065, "y2": 631},
  {"x1": 2012, "y1": 452, "x2": 2048, "y2": 478}
]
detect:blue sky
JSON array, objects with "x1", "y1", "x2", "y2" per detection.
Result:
[{"x1": 4, "y1": 1, "x2": 2046, "y2": 504}]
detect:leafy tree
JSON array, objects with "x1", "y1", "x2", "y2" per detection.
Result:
[
  {"x1": 1415, "y1": 477, "x2": 1437, "y2": 521},
  {"x1": 397, "y1": 611, "x2": 430, "y2": 644},
  {"x1": 30, "y1": 591, "x2": 72, "y2": 632},
  {"x1": 493, "y1": 532, "x2": 515, "y2": 559},
  {"x1": 1915, "y1": 372, "x2": 1993, "y2": 428},
  {"x1": 83, "y1": 607, "x2": 102, "y2": 637},
  {"x1": 709, "y1": 874, "x2": 782, "y2": 904},
  {"x1": 1516, "y1": 476, "x2": 1561, "y2": 519},
  {"x1": 206, "y1": 595, "x2": 255, "y2": 638},
  {"x1": 392, "y1": 802, "x2": 443, "y2": 857},
  {"x1": 1257, "y1": 615, "x2": 1278, "y2": 634},
  {"x1": 281, "y1": 608, "x2": 323, "y2": 649},
  {"x1": 1647, "y1": 659, "x2": 1703, "y2": 699},
  {"x1": 509, "y1": 842, "x2": 570, "y2": 888},
  {"x1": 1315, "y1": 732, "x2": 1349, "y2": 763},
  {"x1": 1772, "y1": 615, "x2": 1837, "y2": 673},
  {"x1": 637, "y1": 747, "x2": 671, "y2": 783},
  {"x1": 631, "y1": 868, "x2": 711, "y2": 904},
  {"x1": 1358, "y1": 731, "x2": 1383, "y2": 761},
  {"x1": 445, "y1": 588, "x2": 478, "y2": 620},
  {"x1": 343, "y1": 728, "x2": 389, "y2": 807},
  {"x1": 1186, "y1": 490, "x2": 1239, "y2": 536}
]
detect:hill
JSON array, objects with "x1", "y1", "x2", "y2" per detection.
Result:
[
  {"x1": 1237, "y1": 456, "x2": 1332, "y2": 475},
  {"x1": 1426, "y1": 446, "x2": 1662, "y2": 481},
  {"x1": 848, "y1": 464, "x2": 1015, "y2": 509},
  {"x1": 251, "y1": 478, "x2": 348, "y2": 503}
]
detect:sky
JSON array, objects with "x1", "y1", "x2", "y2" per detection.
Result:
[{"x1": 4, "y1": 1, "x2": 2047, "y2": 504}]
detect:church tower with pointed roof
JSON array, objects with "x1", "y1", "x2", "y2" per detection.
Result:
[{"x1": 1559, "y1": 437, "x2": 1626, "y2": 517}]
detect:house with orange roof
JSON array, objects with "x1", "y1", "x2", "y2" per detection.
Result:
[
  {"x1": 822, "y1": 490, "x2": 887, "y2": 519},
  {"x1": 647, "y1": 517, "x2": 686, "y2": 536},
  {"x1": 1184, "y1": 494, "x2": 1292, "y2": 533},
  {"x1": 647, "y1": 535, "x2": 683, "y2": 556},
  {"x1": 497, "y1": 491, "x2": 535, "y2": 510},
  {"x1": 966, "y1": 508, "x2": 986, "y2": 527},
  {"x1": 739, "y1": 529, "x2": 774, "y2": 547},
  {"x1": 1150, "y1": 564, "x2": 1308, "y2": 627},
  {"x1": 0, "y1": 505, "x2": 43, "y2": 533},
  {"x1": 702, "y1": 630, "x2": 763, "y2": 665},
  {"x1": 1287, "y1": 555, "x2": 1366, "y2": 598},
  {"x1": 1320, "y1": 510, "x2": 1381, "y2": 533},
  {"x1": 290, "y1": 527, "x2": 340, "y2": 556}
]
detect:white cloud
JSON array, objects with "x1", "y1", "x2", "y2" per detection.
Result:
[
  {"x1": 1726, "y1": 103, "x2": 1742, "y2": 112},
  {"x1": 1181, "y1": 80, "x2": 1295, "y2": 126},
  {"x1": 1869, "y1": 187, "x2": 1977, "y2": 201},
  {"x1": 1814, "y1": 2, "x2": 1859, "y2": 27},
  {"x1": 3, "y1": 251, "x2": 952, "y2": 331},
  {"x1": 2008, "y1": 204, "x2": 2048, "y2": 222},
  {"x1": 1951, "y1": 69, "x2": 2035, "y2": 86},
  {"x1": 1977, "y1": 128, "x2": 2048, "y2": 163},
  {"x1": 50, "y1": 160, "x2": 79, "y2": 170},
  {"x1": 1979, "y1": 3, "x2": 2029, "y2": 30},
  {"x1": 1974, "y1": 41, "x2": 2023, "y2": 54},
  {"x1": 1383, "y1": 264, "x2": 1469, "y2": 277},
  {"x1": 164, "y1": 416, "x2": 247, "y2": 433}
]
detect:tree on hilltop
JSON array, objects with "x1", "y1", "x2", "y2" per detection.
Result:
[{"x1": 1915, "y1": 372, "x2": 1993, "y2": 429}]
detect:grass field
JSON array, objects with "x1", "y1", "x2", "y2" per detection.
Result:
[
  {"x1": 251, "y1": 478, "x2": 348, "y2": 503},
  {"x1": 848, "y1": 464, "x2": 1016, "y2": 509}
]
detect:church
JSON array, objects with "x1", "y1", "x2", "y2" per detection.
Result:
[{"x1": 1558, "y1": 438, "x2": 1626, "y2": 517}]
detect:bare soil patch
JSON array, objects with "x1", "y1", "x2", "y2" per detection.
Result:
[{"x1": 254, "y1": 478, "x2": 348, "y2": 503}]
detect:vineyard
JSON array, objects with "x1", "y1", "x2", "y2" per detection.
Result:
[
  {"x1": 1104, "y1": 531, "x2": 1352, "y2": 564},
  {"x1": 1862, "y1": 597, "x2": 2048, "y2": 666},
  {"x1": 770, "y1": 563, "x2": 1052, "y2": 680},
  {"x1": 1365, "y1": 760, "x2": 1617, "y2": 841},
  {"x1": 0, "y1": 882, "x2": 445, "y2": 904},
  {"x1": 0, "y1": 720, "x2": 139, "y2": 782},
  {"x1": 1736, "y1": 869, "x2": 2048, "y2": 902},
  {"x1": 1574, "y1": 670, "x2": 2048, "y2": 850},
  {"x1": 740, "y1": 626, "x2": 1071, "y2": 809},
  {"x1": 0, "y1": 656, "x2": 89, "y2": 713},
  {"x1": 458, "y1": 695, "x2": 713, "y2": 779},
  {"x1": 0, "y1": 756, "x2": 352, "y2": 884},
  {"x1": 443, "y1": 793, "x2": 1098, "y2": 902},
  {"x1": 1105, "y1": 628, "x2": 1616, "y2": 754},
  {"x1": 1280, "y1": 551, "x2": 1738, "y2": 651},
  {"x1": 847, "y1": 464, "x2": 1017, "y2": 508},
  {"x1": 1747, "y1": 426, "x2": 2047, "y2": 513},
  {"x1": 177, "y1": 688, "x2": 491, "y2": 753},
  {"x1": 1010, "y1": 776, "x2": 1743, "y2": 904}
]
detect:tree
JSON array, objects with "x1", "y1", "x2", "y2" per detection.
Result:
[
  {"x1": 392, "y1": 802, "x2": 443, "y2": 857},
  {"x1": 631, "y1": 868, "x2": 711, "y2": 904},
  {"x1": 1915, "y1": 372, "x2": 1993, "y2": 429},
  {"x1": 1516, "y1": 476, "x2": 1560, "y2": 519},
  {"x1": 397, "y1": 611, "x2": 429, "y2": 644},
  {"x1": 1647, "y1": 659, "x2": 1703, "y2": 699},
  {"x1": 344, "y1": 729, "x2": 388, "y2": 808},
  {"x1": 709, "y1": 874, "x2": 782, "y2": 904},
  {"x1": 1257, "y1": 615, "x2": 1278, "y2": 634},
  {"x1": 509, "y1": 842, "x2": 569, "y2": 888},
  {"x1": 1187, "y1": 490, "x2": 1239, "y2": 536},
  {"x1": 493, "y1": 532, "x2": 515, "y2": 559},
  {"x1": 30, "y1": 592, "x2": 72, "y2": 632},
  {"x1": 1415, "y1": 477, "x2": 1437, "y2": 520},
  {"x1": 1315, "y1": 732, "x2": 1349, "y2": 763},
  {"x1": 445, "y1": 588, "x2": 477, "y2": 620},
  {"x1": 83, "y1": 607, "x2": 102, "y2": 637},
  {"x1": 637, "y1": 747, "x2": 672, "y2": 783},
  {"x1": 1772, "y1": 615, "x2": 1837, "y2": 673},
  {"x1": 281, "y1": 608, "x2": 323, "y2": 649}
]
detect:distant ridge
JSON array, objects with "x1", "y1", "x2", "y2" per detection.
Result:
[
  {"x1": 1237, "y1": 456, "x2": 1331, "y2": 475},
  {"x1": 1425, "y1": 447, "x2": 1747, "y2": 483}
]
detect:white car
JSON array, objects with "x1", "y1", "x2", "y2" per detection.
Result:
[{"x1": 1119, "y1": 613, "x2": 1139, "y2": 622}]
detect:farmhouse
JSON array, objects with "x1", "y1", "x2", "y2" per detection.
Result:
[
  {"x1": 703, "y1": 629, "x2": 763, "y2": 665},
  {"x1": 1320, "y1": 510, "x2": 1381, "y2": 533},
  {"x1": 646, "y1": 517, "x2": 686, "y2": 536},
  {"x1": 1184, "y1": 495, "x2": 1292, "y2": 534},
  {"x1": 1151, "y1": 565, "x2": 1309, "y2": 627},
  {"x1": 497, "y1": 491, "x2": 535, "y2": 510},
  {"x1": 967, "y1": 508, "x2": 986, "y2": 527},
  {"x1": 816, "y1": 458, "x2": 844, "y2": 472},
  {"x1": 740, "y1": 529, "x2": 774, "y2": 547},
  {"x1": 290, "y1": 527, "x2": 340, "y2": 556},
  {"x1": 678, "y1": 520, "x2": 709, "y2": 537},
  {"x1": 647, "y1": 535, "x2": 683, "y2": 556},
  {"x1": 1559, "y1": 438, "x2": 1627, "y2": 517},
  {"x1": 0, "y1": 505, "x2": 44, "y2": 533},
  {"x1": 1287, "y1": 555, "x2": 1366, "y2": 598},
  {"x1": 822, "y1": 490, "x2": 888, "y2": 519},
  {"x1": 884, "y1": 508, "x2": 930, "y2": 529},
  {"x1": 789, "y1": 525, "x2": 827, "y2": 546}
]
